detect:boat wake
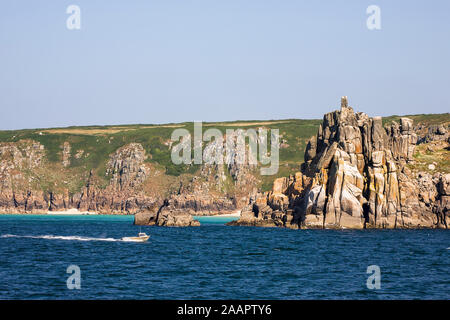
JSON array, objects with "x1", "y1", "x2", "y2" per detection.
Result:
[{"x1": 0, "y1": 234, "x2": 143, "y2": 242}]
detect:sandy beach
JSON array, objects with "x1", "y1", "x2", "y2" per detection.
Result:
[
  {"x1": 213, "y1": 210, "x2": 241, "y2": 217},
  {"x1": 47, "y1": 208, "x2": 97, "y2": 215}
]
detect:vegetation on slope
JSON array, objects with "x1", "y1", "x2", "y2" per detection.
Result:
[{"x1": 0, "y1": 113, "x2": 448, "y2": 194}]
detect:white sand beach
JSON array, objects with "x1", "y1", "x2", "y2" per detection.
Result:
[
  {"x1": 47, "y1": 208, "x2": 98, "y2": 215},
  {"x1": 214, "y1": 210, "x2": 241, "y2": 217}
]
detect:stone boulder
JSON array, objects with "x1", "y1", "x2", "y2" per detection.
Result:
[{"x1": 134, "y1": 200, "x2": 200, "y2": 227}]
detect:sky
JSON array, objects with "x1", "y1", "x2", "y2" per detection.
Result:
[{"x1": 0, "y1": 0, "x2": 449, "y2": 130}]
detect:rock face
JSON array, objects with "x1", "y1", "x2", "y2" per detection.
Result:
[
  {"x1": 0, "y1": 140, "x2": 47, "y2": 213},
  {"x1": 106, "y1": 143, "x2": 149, "y2": 191},
  {"x1": 0, "y1": 142, "x2": 161, "y2": 215},
  {"x1": 0, "y1": 140, "x2": 233, "y2": 226},
  {"x1": 418, "y1": 124, "x2": 449, "y2": 144},
  {"x1": 434, "y1": 173, "x2": 450, "y2": 228},
  {"x1": 231, "y1": 97, "x2": 448, "y2": 229},
  {"x1": 62, "y1": 142, "x2": 71, "y2": 167}
]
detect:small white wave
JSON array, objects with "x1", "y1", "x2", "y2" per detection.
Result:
[{"x1": 0, "y1": 234, "x2": 122, "y2": 242}]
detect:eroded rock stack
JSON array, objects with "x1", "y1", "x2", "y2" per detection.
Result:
[{"x1": 231, "y1": 97, "x2": 448, "y2": 229}]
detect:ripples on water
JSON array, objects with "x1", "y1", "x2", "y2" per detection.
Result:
[{"x1": 0, "y1": 215, "x2": 448, "y2": 299}]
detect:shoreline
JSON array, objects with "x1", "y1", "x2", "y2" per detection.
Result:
[
  {"x1": 47, "y1": 208, "x2": 97, "y2": 215},
  {"x1": 194, "y1": 211, "x2": 242, "y2": 218},
  {"x1": 0, "y1": 212, "x2": 446, "y2": 230},
  {"x1": 0, "y1": 210, "x2": 123, "y2": 216},
  {"x1": 0, "y1": 209, "x2": 242, "y2": 217},
  {"x1": 208, "y1": 210, "x2": 241, "y2": 218}
]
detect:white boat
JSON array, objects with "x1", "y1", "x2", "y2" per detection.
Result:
[{"x1": 121, "y1": 232, "x2": 150, "y2": 242}]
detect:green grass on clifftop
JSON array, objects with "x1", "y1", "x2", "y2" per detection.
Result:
[{"x1": 1, "y1": 113, "x2": 448, "y2": 193}]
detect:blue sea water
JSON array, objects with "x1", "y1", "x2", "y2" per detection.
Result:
[{"x1": 0, "y1": 214, "x2": 448, "y2": 300}]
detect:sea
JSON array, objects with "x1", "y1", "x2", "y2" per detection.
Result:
[{"x1": 0, "y1": 214, "x2": 448, "y2": 299}]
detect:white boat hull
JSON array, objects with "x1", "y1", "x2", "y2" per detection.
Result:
[{"x1": 121, "y1": 236, "x2": 150, "y2": 242}]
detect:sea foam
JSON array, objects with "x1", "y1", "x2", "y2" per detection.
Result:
[{"x1": 0, "y1": 234, "x2": 138, "y2": 242}]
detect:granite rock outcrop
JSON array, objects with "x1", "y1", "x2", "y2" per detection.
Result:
[{"x1": 231, "y1": 97, "x2": 448, "y2": 229}]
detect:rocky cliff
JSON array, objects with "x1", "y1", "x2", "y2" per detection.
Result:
[
  {"x1": 0, "y1": 136, "x2": 255, "y2": 226},
  {"x1": 0, "y1": 99, "x2": 448, "y2": 228},
  {"x1": 231, "y1": 97, "x2": 449, "y2": 229},
  {"x1": 0, "y1": 142, "x2": 160, "y2": 214}
]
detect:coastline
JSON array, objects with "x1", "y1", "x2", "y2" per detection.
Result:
[
  {"x1": 0, "y1": 210, "x2": 124, "y2": 216},
  {"x1": 0, "y1": 209, "x2": 242, "y2": 217},
  {"x1": 208, "y1": 210, "x2": 241, "y2": 218},
  {"x1": 0, "y1": 212, "x2": 446, "y2": 230},
  {"x1": 47, "y1": 208, "x2": 97, "y2": 215},
  {"x1": 0, "y1": 104, "x2": 447, "y2": 230}
]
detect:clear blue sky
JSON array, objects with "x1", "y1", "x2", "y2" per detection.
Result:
[{"x1": 0, "y1": 0, "x2": 449, "y2": 130}]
